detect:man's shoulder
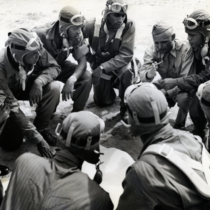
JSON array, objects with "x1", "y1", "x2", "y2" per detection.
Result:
[
  {"x1": 32, "y1": 21, "x2": 56, "y2": 39},
  {"x1": 123, "y1": 19, "x2": 135, "y2": 34},
  {"x1": 175, "y1": 39, "x2": 192, "y2": 52}
]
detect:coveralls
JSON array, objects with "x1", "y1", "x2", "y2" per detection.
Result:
[
  {"x1": 83, "y1": 18, "x2": 135, "y2": 110},
  {"x1": 32, "y1": 21, "x2": 92, "y2": 111},
  {"x1": 0, "y1": 47, "x2": 61, "y2": 150}
]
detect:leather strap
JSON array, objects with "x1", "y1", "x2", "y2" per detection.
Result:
[{"x1": 142, "y1": 143, "x2": 210, "y2": 198}]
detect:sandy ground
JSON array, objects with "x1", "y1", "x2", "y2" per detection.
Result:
[{"x1": 0, "y1": 0, "x2": 209, "y2": 195}]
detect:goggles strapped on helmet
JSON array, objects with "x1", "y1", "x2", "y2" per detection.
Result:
[
  {"x1": 183, "y1": 16, "x2": 210, "y2": 30},
  {"x1": 60, "y1": 14, "x2": 84, "y2": 26},
  {"x1": 106, "y1": 2, "x2": 128, "y2": 13},
  {"x1": 11, "y1": 32, "x2": 42, "y2": 52}
]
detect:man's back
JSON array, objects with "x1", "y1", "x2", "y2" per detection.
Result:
[
  {"x1": 117, "y1": 128, "x2": 210, "y2": 210},
  {"x1": 1, "y1": 153, "x2": 113, "y2": 210}
]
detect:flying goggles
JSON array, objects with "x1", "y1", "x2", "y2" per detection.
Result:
[
  {"x1": 183, "y1": 16, "x2": 210, "y2": 30},
  {"x1": 60, "y1": 14, "x2": 84, "y2": 27},
  {"x1": 106, "y1": 2, "x2": 128, "y2": 13},
  {"x1": 11, "y1": 33, "x2": 42, "y2": 53}
]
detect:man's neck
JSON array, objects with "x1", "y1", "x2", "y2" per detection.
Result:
[{"x1": 54, "y1": 149, "x2": 84, "y2": 170}]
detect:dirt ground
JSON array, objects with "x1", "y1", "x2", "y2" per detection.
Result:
[{"x1": 0, "y1": 0, "x2": 209, "y2": 168}]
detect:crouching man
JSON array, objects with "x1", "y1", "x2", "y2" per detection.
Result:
[
  {"x1": 32, "y1": 6, "x2": 92, "y2": 112},
  {"x1": 140, "y1": 21, "x2": 195, "y2": 129},
  {"x1": 116, "y1": 83, "x2": 210, "y2": 210},
  {"x1": 83, "y1": 0, "x2": 138, "y2": 122},
  {"x1": 0, "y1": 28, "x2": 62, "y2": 157},
  {"x1": 1, "y1": 111, "x2": 113, "y2": 210}
]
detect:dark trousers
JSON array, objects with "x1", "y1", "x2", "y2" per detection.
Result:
[
  {"x1": 189, "y1": 94, "x2": 206, "y2": 134},
  {"x1": 167, "y1": 92, "x2": 192, "y2": 126},
  {"x1": 10, "y1": 75, "x2": 60, "y2": 131},
  {"x1": 56, "y1": 61, "x2": 92, "y2": 111},
  {"x1": 93, "y1": 69, "x2": 133, "y2": 109},
  {"x1": 0, "y1": 180, "x2": 2, "y2": 206},
  {"x1": 0, "y1": 117, "x2": 23, "y2": 151}
]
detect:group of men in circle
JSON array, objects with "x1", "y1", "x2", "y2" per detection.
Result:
[{"x1": 0, "y1": 0, "x2": 210, "y2": 209}]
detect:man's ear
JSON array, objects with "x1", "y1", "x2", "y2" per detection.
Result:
[{"x1": 172, "y1": 33, "x2": 176, "y2": 41}]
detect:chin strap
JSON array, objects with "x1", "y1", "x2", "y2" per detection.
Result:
[
  {"x1": 201, "y1": 37, "x2": 210, "y2": 65},
  {"x1": 62, "y1": 34, "x2": 70, "y2": 57},
  {"x1": 15, "y1": 65, "x2": 27, "y2": 91}
]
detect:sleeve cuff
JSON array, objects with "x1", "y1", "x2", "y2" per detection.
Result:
[{"x1": 176, "y1": 78, "x2": 186, "y2": 90}]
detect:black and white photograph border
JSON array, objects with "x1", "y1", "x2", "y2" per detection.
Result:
[{"x1": 0, "y1": 0, "x2": 210, "y2": 209}]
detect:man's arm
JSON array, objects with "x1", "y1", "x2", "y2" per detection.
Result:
[
  {"x1": 160, "y1": 67, "x2": 210, "y2": 91},
  {"x1": 179, "y1": 43, "x2": 195, "y2": 77},
  {"x1": 116, "y1": 166, "x2": 156, "y2": 210},
  {"x1": 29, "y1": 49, "x2": 61, "y2": 106},
  {"x1": 34, "y1": 48, "x2": 61, "y2": 86},
  {"x1": 101, "y1": 22, "x2": 135, "y2": 73},
  {"x1": 140, "y1": 45, "x2": 157, "y2": 82}
]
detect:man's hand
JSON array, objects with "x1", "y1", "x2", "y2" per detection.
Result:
[
  {"x1": 29, "y1": 80, "x2": 43, "y2": 106},
  {"x1": 146, "y1": 63, "x2": 158, "y2": 80},
  {"x1": 92, "y1": 66, "x2": 103, "y2": 86},
  {"x1": 37, "y1": 139, "x2": 53, "y2": 158},
  {"x1": 0, "y1": 104, "x2": 10, "y2": 124},
  {"x1": 166, "y1": 86, "x2": 180, "y2": 98},
  {"x1": 4, "y1": 97, "x2": 19, "y2": 113},
  {"x1": 159, "y1": 78, "x2": 178, "y2": 90},
  {"x1": 62, "y1": 76, "x2": 77, "y2": 101},
  {"x1": 160, "y1": 89, "x2": 167, "y2": 95}
]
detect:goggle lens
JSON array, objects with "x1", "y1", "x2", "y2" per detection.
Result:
[
  {"x1": 109, "y1": 3, "x2": 128, "y2": 13},
  {"x1": 71, "y1": 16, "x2": 84, "y2": 25},
  {"x1": 187, "y1": 20, "x2": 196, "y2": 27}
]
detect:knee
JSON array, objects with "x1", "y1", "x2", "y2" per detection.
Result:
[
  {"x1": 120, "y1": 69, "x2": 132, "y2": 83},
  {"x1": 176, "y1": 93, "x2": 191, "y2": 109},
  {"x1": 80, "y1": 70, "x2": 92, "y2": 81},
  {"x1": 47, "y1": 81, "x2": 61, "y2": 96}
]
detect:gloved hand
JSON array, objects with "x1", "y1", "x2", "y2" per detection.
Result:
[
  {"x1": 62, "y1": 76, "x2": 77, "y2": 101},
  {"x1": 0, "y1": 104, "x2": 10, "y2": 124},
  {"x1": 166, "y1": 86, "x2": 180, "y2": 98},
  {"x1": 4, "y1": 96, "x2": 19, "y2": 113},
  {"x1": 159, "y1": 78, "x2": 178, "y2": 90},
  {"x1": 29, "y1": 79, "x2": 43, "y2": 106},
  {"x1": 92, "y1": 66, "x2": 103, "y2": 86},
  {"x1": 37, "y1": 139, "x2": 53, "y2": 159}
]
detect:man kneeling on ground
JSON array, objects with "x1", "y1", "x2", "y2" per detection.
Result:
[{"x1": 0, "y1": 28, "x2": 62, "y2": 157}]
